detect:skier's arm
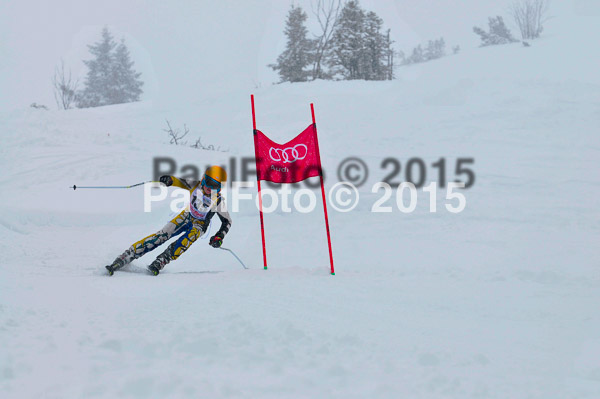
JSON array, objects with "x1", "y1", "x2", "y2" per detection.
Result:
[
  {"x1": 172, "y1": 176, "x2": 195, "y2": 190},
  {"x1": 160, "y1": 175, "x2": 199, "y2": 191},
  {"x1": 208, "y1": 197, "x2": 232, "y2": 248},
  {"x1": 215, "y1": 199, "x2": 232, "y2": 238}
]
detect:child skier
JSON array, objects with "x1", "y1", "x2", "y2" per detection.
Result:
[{"x1": 105, "y1": 166, "x2": 232, "y2": 275}]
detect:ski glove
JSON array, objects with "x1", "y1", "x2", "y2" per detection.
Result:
[
  {"x1": 209, "y1": 233, "x2": 224, "y2": 248},
  {"x1": 160, "y1": 175, "x2": 173, "y2": 186}
]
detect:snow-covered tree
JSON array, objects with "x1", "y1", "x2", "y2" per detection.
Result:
[
  {"x1": 362, "y1": 11, "x2": 387, "y2": 80},
  {"x1": 424, "y1": 38, "x2": 446, "y2": 61},
  {"x1": 108, "y1": 40, "x2": 143, "y2": 104},
  {"x1": 474, "y1": 16, "x2": 517, "y2": 46},
  {"x1": 384, "y1": 29, "x2": 395, "y2": 80},
  {"x1": 402, "y1": 44, "x2": 423, "y2": 64},
  {"x1": 77, "y1": 27, "x2": 116, "y2": 107},
  {"x1": 328, "y1": 0, "x2": 389, "y2": 80},
  {"x1": 77, "y1": 27, "x2": 143, "y2": 108},
  {"x1": 270, "y1": 5, "x2": 314, "y2": 83},
  {"x1": 328, "y1": 0, "x2": 365, "y2": 79}
]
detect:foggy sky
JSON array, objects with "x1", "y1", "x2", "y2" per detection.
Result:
[{"x1": 0, "y1": 0, "x2": 596, "y2": 111}]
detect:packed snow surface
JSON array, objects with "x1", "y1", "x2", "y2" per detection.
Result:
[{"x1": 1, "y1": 13, "x2": 600, "y2": 399}]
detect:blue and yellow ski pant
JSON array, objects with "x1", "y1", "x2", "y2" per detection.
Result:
[{"x1": 118, "y1": 209, "x2": 206, "y2": 268}]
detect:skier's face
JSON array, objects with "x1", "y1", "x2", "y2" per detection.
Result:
[{"x1": 201, "y1": 174, "x2": 221, "y2": 195}]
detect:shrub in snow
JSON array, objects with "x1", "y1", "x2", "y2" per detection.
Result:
[
  {"x1": 511, "y1": 0, "x2": 550, "y2": 40},
  {"x1": 474, "y1": 16, "x2": 518, "y2": 46},
  {"x1": 402, "y1": 38, "x2": 448, "y2": 65}
]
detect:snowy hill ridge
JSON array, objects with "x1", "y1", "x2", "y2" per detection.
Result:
[{"x1": 1, "y1": 22, "x2": 600, "y2": 399}]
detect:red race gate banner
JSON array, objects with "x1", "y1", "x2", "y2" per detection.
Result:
[
  {"x1": 250, "y1": 95, "x2": 335, "y2": 275},
  {"x1": 254, "y1": 125, "x2": 321, "y2": 183}
]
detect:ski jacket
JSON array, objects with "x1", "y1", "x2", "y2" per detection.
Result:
[{"x1": 168, "y1": 175, "x2": 232, "y2": 238}]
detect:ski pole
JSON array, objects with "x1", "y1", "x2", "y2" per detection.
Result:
[
  {"x1": 71, "y1": 181, "x2": 155, "y2": 190},
  {"x1": 220, "y1": 247, "x2": 248, "y2": 269}
]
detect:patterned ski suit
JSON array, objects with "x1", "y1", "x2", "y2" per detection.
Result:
[{"x1": 114, "y1": 176, "x2": 232, "y2": 270}]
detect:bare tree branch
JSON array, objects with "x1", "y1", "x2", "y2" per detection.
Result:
[
  {"x1": 164, "y1": 120, "x2": 229, "y2": 152},
  {"x1": 510, "y1": 0, "x2": 550, "y2": 40},
  {"x1": 164, "y1": 120, "x2": 189, "y2": 145},
  {"x1": 310, "y1": 0, "x2": 344, "y2": 80},
  {"x1": 52, "y1": 59, "x2": 79, "y2": 110}
]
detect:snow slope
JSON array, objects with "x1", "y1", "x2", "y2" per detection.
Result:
[{"x1": 1, "y1": 14, "x2": 600, "y2": 399}]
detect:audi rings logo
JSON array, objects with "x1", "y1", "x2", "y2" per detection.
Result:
[{"x1": 269, "y1": 144, "x2": 308, "y2": 163}]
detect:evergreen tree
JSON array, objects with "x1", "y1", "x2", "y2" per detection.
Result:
[
  {"x1": 78, "y1": 27, "x2": 116, "y2": 107},
  {"x1": 489, "y1": 17, "x2": 516, "y2": 43},
  {"x1": 363, "y1": 11, "x2": 387, "y2": 80},
  {"x1": 109, "y1": 40, "x2": 144, "y2": 104},
  {"x1": 328, "y1": 1, "x2": 389, "y2": 80},
  {"x1": 424, "y1": 38, "x2": 446, "y2": 61},
  {"x1": 77, "y1": 27, "x2": 143, "y2": 108},
  {"x1": 269, "y1": 5, "x2": 314, "y2": 83},
  {"x1": 384, "y1": 29, "x2": 395, "y2": 80},
  {"x1": 405, "y1": 44, "x2": 424, "y2": 64},
  {"x1": 402, "y1": 37, "x2": 449, "y2": 65},
  {"x1": 329, "y1": 1, "x2": 365, "y2": 79},
  {"x1": 474, "y1": 16, "x2": 517, "y2": 47}
]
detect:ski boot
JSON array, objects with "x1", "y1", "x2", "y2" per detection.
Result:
[
  {"x1": 148, "y1": 264, "x2": 160, "y2": 276},
  {"x1": 105, "y1": 258, "x2": 125, "y2": 276},
  {"x1": 105, "y1": 249, "x2": 135, "y2": 276},
  {"x1": 148, "y1": 252, "x2": 170, "y2": 276}
]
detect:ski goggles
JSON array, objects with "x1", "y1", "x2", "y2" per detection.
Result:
[{"x1": 201, "y1": 175, "x2": 222, "y2": 192}]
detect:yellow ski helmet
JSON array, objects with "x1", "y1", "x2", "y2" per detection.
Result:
[{"x1": 202, "y1": 165, "x2": 227, "y2": 192}]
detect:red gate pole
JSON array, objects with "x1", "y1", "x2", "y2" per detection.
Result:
[
  {"x1": 311, "y1": 103, "x2": 335, "y2": 275},
  {"x1": 251, "y1": 95, "x2": 268, "y2": 270}
]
